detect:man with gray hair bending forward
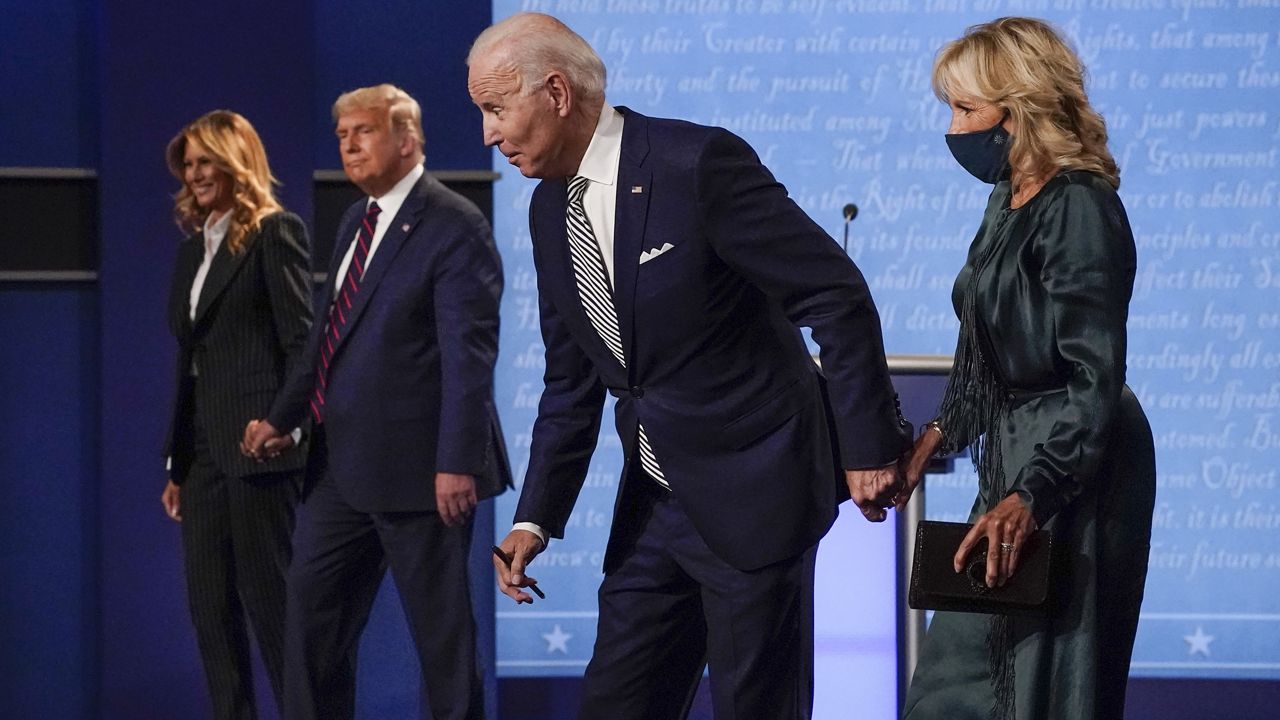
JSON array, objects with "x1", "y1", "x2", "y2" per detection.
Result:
[{"x1": 469, "y1": 13, "x2": 910, "y2": 720}]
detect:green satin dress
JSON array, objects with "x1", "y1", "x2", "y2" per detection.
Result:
[{"x1": 903, "y1": 171, "x2": 1157, "y2": 720}]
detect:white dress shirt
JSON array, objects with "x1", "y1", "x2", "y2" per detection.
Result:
[
  {"x1": 332, "y1": 163, "x2": 424, "y2": 296},
  {"x1": 573, "y1": 104, "x2": 625, "y2": 285},
  {"x1": 512, "y1": 105, "x2": 625, "y2": 550}
]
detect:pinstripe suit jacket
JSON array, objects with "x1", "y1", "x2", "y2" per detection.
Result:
[{"x1": 165, "y1": 211, "x2": 314, "y2": 483}]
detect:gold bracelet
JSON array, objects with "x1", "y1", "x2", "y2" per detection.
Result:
[{"x1": 923, "y1": 420, "x2": 946, "y2": 445}]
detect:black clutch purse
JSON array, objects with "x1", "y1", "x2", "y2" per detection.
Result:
[{"x1": 908, "y1": 520, "x2": 1054, "y2": 617}]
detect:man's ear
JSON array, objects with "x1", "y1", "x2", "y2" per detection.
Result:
[
  {"x1": 544, "y1": 71, "x2": 573, "y2": 118},
  {"x1": 396, "y1": 128, "x2": 417, "y2": 158}
]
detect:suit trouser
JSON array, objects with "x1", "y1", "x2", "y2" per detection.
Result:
[
  {"x1": 579, "y1": 476, "x2": 816, "y2": 720},
  {"x1": 181, "y1": 406, "x2": 299, "y2": 720},
  {"x1": 283, "y1": 440, "x2": 482, "y2": 720}
]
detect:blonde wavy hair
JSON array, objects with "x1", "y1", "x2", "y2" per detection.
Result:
[
  {"x1": 932, "y1": 17, "x2": 1120, "y2": 189},
  {"x1": 166, "y1": 110, "x2": 282, "y2": 254}
]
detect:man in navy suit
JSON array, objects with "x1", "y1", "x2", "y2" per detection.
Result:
[
  {"x1": 243, "y1": 84, "x2": 510, "y2": 720},
  {"x1": 469, "y1": 14, "x2": 911, "y2": 720}
]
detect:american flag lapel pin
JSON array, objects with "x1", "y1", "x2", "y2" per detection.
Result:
[{"x1": 631, "y1": 185, "x2": 644, "y2": 194}]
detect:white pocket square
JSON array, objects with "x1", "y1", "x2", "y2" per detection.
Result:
[{"x1": 639, "y1": 242, "x2": 675, "y2": 265}]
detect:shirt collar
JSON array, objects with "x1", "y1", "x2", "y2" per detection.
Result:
[
  {"x1": 575, "y1": 103, "x2": 623, "y2": 187},
  {"x1": 370, "y1": 162, "x2": 425, "y2": 212},
  {"x1": 202, "y1": 210, "x2": 233, "y2": 254}
]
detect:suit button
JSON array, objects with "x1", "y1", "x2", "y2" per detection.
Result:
[{"x1": 630, "y1": 386, "x2": 644, "y2": 398}]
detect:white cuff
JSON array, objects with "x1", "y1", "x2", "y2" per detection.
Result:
[{"x1": 511, "y1": 522, "x2": 548, "y2": 549}]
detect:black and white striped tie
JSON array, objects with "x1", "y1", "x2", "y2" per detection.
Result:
[{"x1": 565, "y1": 175, "x2": 668, "y2": 489}]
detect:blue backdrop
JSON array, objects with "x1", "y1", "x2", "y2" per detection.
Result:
[
  {"x1": 0, "y1": 0, "x2": 495, "y2": 717},
  {"x1": 2, "y1": 0, "x2": 1278, "y2": 717},
  {"x1": 484, "y1": 0, "x2": 1280, "y2": 713}
]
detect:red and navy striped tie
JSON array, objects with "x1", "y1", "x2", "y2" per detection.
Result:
[{"x1": 310, "y1": 201, "x2": 381, "y2": 423}]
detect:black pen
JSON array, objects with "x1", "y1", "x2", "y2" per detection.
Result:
[{"x1": 491, "y1": 545, "x2": 546, "y2": 599}]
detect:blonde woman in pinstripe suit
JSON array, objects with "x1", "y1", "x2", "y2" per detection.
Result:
[{"x1": 161, "y1": 110, "x2": 313, "y2": 720}]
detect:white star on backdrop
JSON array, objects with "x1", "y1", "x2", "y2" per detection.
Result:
[
  {"x1": 542, "y1": 624, "x2": 572, "y2": 654},
  {"x1": 1183, "y1": 626, "x2": 1214, "y2": 657}
]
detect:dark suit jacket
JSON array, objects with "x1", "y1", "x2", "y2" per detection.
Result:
[
  {"x1": 518, "y1": 108, "x2": 912, "y2": 571},
  {"x1": 268, "y1": 171, "x2": 511, "y2": 512},
  {"x1": 165, "y1": 211, "x2": 313, "y2": 482}
]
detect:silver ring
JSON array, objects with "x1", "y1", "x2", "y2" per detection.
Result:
[{"x1": 999, "y1": 542, "x2": 1015, "y2": 553}]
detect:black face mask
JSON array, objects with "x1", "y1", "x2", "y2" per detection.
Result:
[{"x1": 945, "y1": 118, "x2": 1011, "y2": 184}]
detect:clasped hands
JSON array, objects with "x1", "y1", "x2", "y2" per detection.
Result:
[
  {"x1": 845, "y1": 462, "x2": 906, "y2": 523},
  {"x1": 240, "y1": 418, "x2": 294, "y2": 461},
  {"x1": 846, "y1": 428, "x2": 937, "y2": 522}
]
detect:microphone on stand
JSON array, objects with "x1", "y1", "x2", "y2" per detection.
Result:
[{"x1": 841, "y1": 203, "x2": 859, "y2": 253}]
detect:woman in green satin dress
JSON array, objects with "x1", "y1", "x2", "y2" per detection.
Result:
[{"x1": 894, "y1": 17, "x2": 1157, "y2": 720}]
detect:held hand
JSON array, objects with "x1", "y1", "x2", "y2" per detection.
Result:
[
  {"x1": 893, "y1": 428, "x2": 943, "y2": 512},
  {"x1": 435, "y1": 472, "x2": 478, "y2": 527},
  {"x1": 161, "y1": 480, "x2": 182, "y2": 522},
  {"x1": 846, "y1": 463, "x2": 904, "y2": 523},
  {"x1": 240, "y1": 419, "x2": 283, "y2": 461},
  {"x1": 493, "y1": 530, "x2": 545, "y2": 604},
  {"x1": 954, "y1": 493, "x2": 1037, "y2": 588},
  {"x1": 241, "y1": 420, "x2": 258, "y2": 457},
  {"x1": 262, "y1": 432, "x2": 296, "y2": 459}
]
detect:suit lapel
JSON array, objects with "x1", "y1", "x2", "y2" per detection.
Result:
[
  {"x1": 329, "y1": 173, "x2": 429, "y2": 356},
  {"x1": 171, "y1": 237, "x2": 204, "y2": 338},
  {"x1": 611, "y1": 108, "x2": 651, "y2": 371},
  {"x1": 537, "y1": 177, "x2": 619, "y2": 369},
  {"x1": 539, "y1": 176, "x2": 572, "y2": 287},
  {"x1": 193, "y1": 231, "x2": 252, "y2": 327}
]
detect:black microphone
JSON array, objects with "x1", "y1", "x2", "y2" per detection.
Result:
[{"x1": 841, "y1": 203, "x2": 859, "y2": 253}]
